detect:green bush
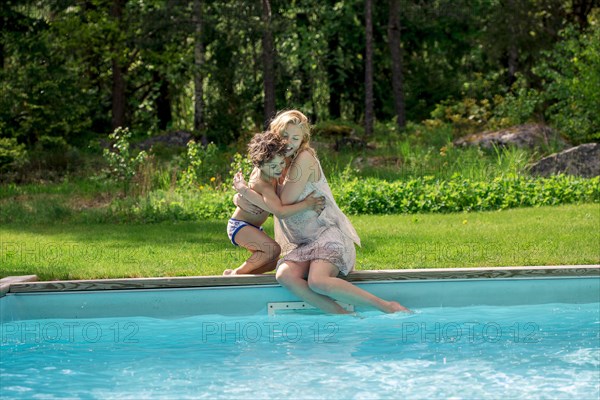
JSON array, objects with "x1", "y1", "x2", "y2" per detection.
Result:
[
  {"x1": 425, "y1": 85, "x2": 544, "y2": 139},
  {"x1": 333, "y1": 174, "x2": 599, "y2": 215},
  {"x1": 0, "y1": 31, "x2": 93, "y2": 146},
  {"x1": 535, "y1": 24, "x2": 600, "y2": 144},
  {"x1": 102, "y1": 127, "x2": 149, "y2": 195},
  {"x1": 0, "y1": 137, "x2": 28, "y2": 175},
  {"x1": 425, "y1": 23, "x2": 599, "y2": 145},
  {"x1": 3, "y1": 171, "x2": 597, "y2": 224},
  {"x1": 25, "y1": 135, "x2": 84, "y2": 179},
  {"x1": 99, "y1": 174, "x2": 598, "y2": 223},
  {"x1": 180, "y1": 141, "x2": 229, "y2": 187},
  {"x1": 228, "y1": 152, "x2": 254, "y2": 182}
]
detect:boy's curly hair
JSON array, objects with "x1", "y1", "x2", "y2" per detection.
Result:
[{"x1": 248, "y1": 131, "x2": 287, "y2": 167}]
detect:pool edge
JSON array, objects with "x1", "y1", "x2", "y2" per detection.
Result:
[
  {"x1": 0, "y1": 275, "x2": 38, "y2": 297},
  {"x1": 3, "y1": 265, "x2": 599, "y2": 295}
]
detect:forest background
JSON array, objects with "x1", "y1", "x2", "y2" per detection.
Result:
[
  {"x1": 1, "y1": 0, "x2": 599, "y2": 278},
  {"x1": 2, "y1": 0, "x2": 598, "y2": 164}
]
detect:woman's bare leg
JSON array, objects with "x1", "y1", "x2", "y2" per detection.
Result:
[
  {"x1": 307, "y1": 260, "x2": 411, "y2": 313},
  {"x1": 276, "y1": 261, "x2": 351, "y2": 314}
]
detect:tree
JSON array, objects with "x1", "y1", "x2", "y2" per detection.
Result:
[
  {"x1": 482, "y1": 0, "x2": 572, "y2": 89},
  {"x1": 540, "y1": 23, "x2": 600, "y2": 143},
  {"x1": 110, "y1": 0, "x2": 127, "y2": 130},
  {"x1": 387, "y1": 0, "x2": 406, "y2": 129},
  {"x1": 193, "y1": 0, "x2": 206, "y2": 144},
  {"x1": 364, "y1": 0, "x2": 374, "y2": 136},
  {"x1": 262, "y1": 0, "x2": 276, "y2": 128},
  {"x1": 326, "y1": 32, "x2": 342, "y2": 119},
  {"x1": 2, "y1": 0, "x2": 592, "y2": 153},
  {"x1": 320, "y1": 0, "x2": 366, "y2": 121},
  {"x1": 569, "y1": 0, "x2": 597, "y2": 30},
  {"x1": 0, "y1": 0, "x2": 95, "y2": 145}
]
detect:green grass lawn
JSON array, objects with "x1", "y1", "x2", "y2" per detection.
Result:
[{"x1": 1, "y1": 203, "x2": 598, "y2": 281}]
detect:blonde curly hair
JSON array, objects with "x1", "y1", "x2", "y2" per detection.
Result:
[
  {"x1": 247, "y1": 131, "x2": 287, "y2": 167},
  {"x1": 268, "y1": 110, "x2": 315, "y2": 157}
]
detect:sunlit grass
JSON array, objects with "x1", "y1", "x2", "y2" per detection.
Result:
[
  {"x1": 1, "y1": 203, "x2": 597, "y2": 280},
  {"x1": 355, "y1": 203, "x2": 600, "y2": 269}
]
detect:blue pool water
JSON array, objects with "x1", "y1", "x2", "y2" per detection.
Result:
[{"x1": 1, "y1": 302, "x2": 599, "y2": 399}]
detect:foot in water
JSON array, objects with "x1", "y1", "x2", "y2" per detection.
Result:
[{"x1": 383, "y1": 301, "x2": 412, "y2": 314}]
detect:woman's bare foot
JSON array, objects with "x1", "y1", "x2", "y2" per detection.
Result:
[
  {"x1": 222, "y1": 269, "x2": 234, "y2": 276},
  {"x1": 382, "y1": 301, "x2": 412, "y2": 314}
]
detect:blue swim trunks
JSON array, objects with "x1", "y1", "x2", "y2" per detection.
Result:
[{"x1": 227, "y1": 218, "x2": 264, "y2": 246}]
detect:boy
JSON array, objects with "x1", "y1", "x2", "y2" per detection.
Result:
[{"x1": 224, "y1": 131, "x2": 324, "y2": 275}]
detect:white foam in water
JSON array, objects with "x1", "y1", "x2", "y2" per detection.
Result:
[
  {"x1": 560, "y1": 348, "x2": 600, "y2": 366},
  {"x1": 1, "y1": 302, "x2": 599, "y2": 399}
]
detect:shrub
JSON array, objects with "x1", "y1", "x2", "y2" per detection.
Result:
[
  {"x1": 535, "y1": 24, "x2": 600, "y2": 144},
  {"x1": 425, "y1": 84, "x2": 544, "y2": 139},
  {"x1": 333, "y1": 174, "x2": 599, "y2": 215},
  {"x1": 0, "y1": 137, "x2": 28, "y2": 176},
  {"x1": 228, "y1": 152, "x2": 254, "y2": 181},
  {"x1": 180, "y1": 141, "x2": 208, "y2": 188},
  {"x1": 102, "y1": 127, "x2": 149, "y2": 195},
  {"x1": 101, "y1": 173, "x2": 598, "y2": 222}
]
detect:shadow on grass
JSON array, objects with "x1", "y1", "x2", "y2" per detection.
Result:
[{"x1": 0, "y1": 220, "x2": 231, "y2": 246}]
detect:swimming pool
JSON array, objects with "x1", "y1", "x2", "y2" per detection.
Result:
[{"x1": 1, "y1": 266, "x2": 599, "y2": 399}]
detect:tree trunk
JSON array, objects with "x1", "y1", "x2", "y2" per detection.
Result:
[
  {"x1": 110, "y1": 0, "x2": 127, "y2": 130},
  {"x1": 364, "y1": 0, "x2": 374, "y2": 136},
  {"x1": 262, "y1": 0, "x2": 276, "y2": 129},
  {"x1": 505, "y1": 0, "x2": 519, "y2": 86},
  {"x1": 507, "y1": 45, "x2": 518, "y2": 86},
  {"x1": 327, "y1": 34, "x2": 342, "y2": 119},
  {"x1": 388, "y1": 0, "x2": 406, "y2": 130},
  {"x1": 570, "y1": 0, "x2": 594, "y2": 30},
  {"x1": 296, "y1": 11, "x2": 315, "y2": 122},
  {"x1": 155, "y1": 72, "x2": 172, "y2": 131},
  {"x1": 193, "y1": 0, "x2": 206, "y2": 144},
  {"x1": 111, "y1": 57, "x2": 126, "y2": 131}
]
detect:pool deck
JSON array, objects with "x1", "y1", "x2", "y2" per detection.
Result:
[{"x1": 1, "y1": 265, "x2": 598, "y2": 297}]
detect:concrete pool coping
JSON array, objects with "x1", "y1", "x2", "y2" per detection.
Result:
[{"x1": 1, "y1": 265, "x2": 598, "y2": 297}]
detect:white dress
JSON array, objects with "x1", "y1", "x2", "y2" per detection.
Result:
[{"x1": 274, "y1": 159, "x2": 361, "y2": 275}]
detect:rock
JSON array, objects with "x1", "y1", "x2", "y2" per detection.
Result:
[
  {"x1": 333, "y1": 136, "x2": 374, "y2": 151},
  {"x1": 453, "y1": 124, "x2": 569, "y2": 150},
  {"x1": 312, "y1": 124, "x2": 355, "y2": 138},
  {"x1": 529, "y1": 143, "x2": 600, "y2": 178},
  {"x1": 136, "y1": 131, "x2": 194, "y2": 150}
]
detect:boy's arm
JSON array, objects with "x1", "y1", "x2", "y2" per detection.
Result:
[{"x1": 234, "y1": 173, "x2": 324, "y2": 218}]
